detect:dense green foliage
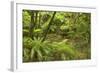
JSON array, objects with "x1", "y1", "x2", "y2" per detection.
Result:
[{"x1": 22, "y1": 10, "x2": 91, "y2": 62}]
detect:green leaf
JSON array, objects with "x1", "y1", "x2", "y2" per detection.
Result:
[
  {"x1": 34, "y1": 29, "x2": 42, "y2": 32},
  {"x1": 60, "y1": 26, "x2": 68, "y2": 30},
  {"x1": 30, "y1": 48, "x2": 35, "y2": 60},
  {"x1": 36, "y1": 50, "x2": 43, "y2": 61}
]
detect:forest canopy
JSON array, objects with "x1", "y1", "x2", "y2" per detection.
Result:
[{"x1": 22, "y1": 10, "x2": 91, "y2": 62}]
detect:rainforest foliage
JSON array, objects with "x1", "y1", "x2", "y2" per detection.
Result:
[{"x1": 22, "y1": 10, "x2": 91, "y2": 62}]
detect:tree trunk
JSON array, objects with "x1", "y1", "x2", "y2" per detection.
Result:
[
  {"x1": 29, "y1": 11, "x2": 38, "y2": 40},
  {"x1": 42, "y1": 11, "x2": 56, "y2": 42},
  {"x1": 29, "y1": 11, "x2": 35, "y2": 39}
]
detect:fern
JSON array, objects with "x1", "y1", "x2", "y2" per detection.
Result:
[
  {"x1": 23, "y1": 37, "x2": 77, "y2": 62},
  {"x1": 52, "y1": 41, "x2": 76, "y2": 60},
  {"x1": 30, "y1": 38, "x2": 52, "y2": 61}
]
